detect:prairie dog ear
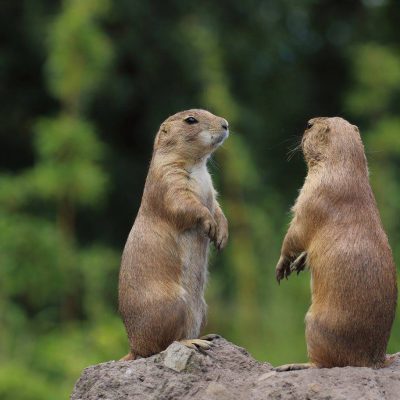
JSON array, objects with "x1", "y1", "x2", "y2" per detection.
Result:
[
  {"x1": 352, "y1": 124, "x2": 359, "y2": 132},
  {"x1": 154, "y1": 123, "x2": 168, "y2": 149},
  {"x1": 316, "y1": 124, "x2": 330, "y2": 143}
]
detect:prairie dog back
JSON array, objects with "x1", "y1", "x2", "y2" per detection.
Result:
[{"x1": 275, "y1": 117, "x2": 397, "y2": 370}]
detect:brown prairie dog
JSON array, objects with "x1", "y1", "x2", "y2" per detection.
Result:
[
  {"x1": 275, "y1": 117, "x2": 397, "y2": 371},
  {"x1": 119, "y1": 109, "x2": 229, "y2": 360}
]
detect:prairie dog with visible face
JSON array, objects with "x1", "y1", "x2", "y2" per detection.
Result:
[
  {"x1": 275, "y1": 117, "x2": 397, "y2": 371},
  {"x1": 119, "y1": 109, "x2": 229, "y2": 360}
]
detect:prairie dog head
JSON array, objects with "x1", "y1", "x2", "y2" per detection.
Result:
[
  {"x1": 301, "y1": 117, "x2": 367, "y2": 170},
  {"x1": 154, "y1": 109, "x2": 229, "y2": 161}
]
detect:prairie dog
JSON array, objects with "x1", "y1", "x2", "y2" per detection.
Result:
[
  {"x1": 275, "y1": 117, "x2": 397, "y2": 370},
  {"x1": 119, "y1": 109, "x2": 229, "y2": 360}
]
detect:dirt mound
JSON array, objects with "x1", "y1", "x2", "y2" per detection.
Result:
[{"x1": 71, "y1": 337, "x2": 400, "y2": 399}]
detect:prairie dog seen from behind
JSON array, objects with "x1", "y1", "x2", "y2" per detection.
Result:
[
  {"x1": 275, "y1": 117, "x2": 397, "y2": 370},
  {"x1": 119, "y1": 109, "x2": 229, "y2": 360}
]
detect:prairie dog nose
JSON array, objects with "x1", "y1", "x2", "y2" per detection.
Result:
[{"x1": 221, "y1": 119, "x2": 229, "y2": 130}]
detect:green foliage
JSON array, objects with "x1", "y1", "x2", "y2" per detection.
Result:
[
  {"x1": 0, "y1": 364, "x2": 54, "y2": 400},
  {"x1": 32, "y1": 115, "x2": 107, "y2": 205},
  {"x1": 367, "y1": 117, "x2": 400, "y2": 155},
  {"x1": 0, "y1": 116, "x2": 107, "y2": 209},
  {"x1": 0, "y1": 214, "x2": 63, "y2": 305},
  {"x1": 346, "y1": 44, "x2": 400, "y2": 116},
  {"x1": 47, "y1": 0, "x2": 112, "y2": 110},
  {"x1": 0, "y1": 1, "x2": 117, "y2": 398},
  {"x1": 1, "y1": 1, "x2": 400, "y2": 399}
]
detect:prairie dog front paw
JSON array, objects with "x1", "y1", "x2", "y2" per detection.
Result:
[
  {"x1": 215, "y1": 214, "x2": 228, "y2": 250},
  {"x1": 200, "y1": 213, "x2": 217, "y2": 242},
  {"x1": 275, "y1": 255, "x2": 292, "y2": 283}
]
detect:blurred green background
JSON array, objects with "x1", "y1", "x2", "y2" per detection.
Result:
[{"x1": 1, "y1": 0, "x2": 400, "y2": 398}]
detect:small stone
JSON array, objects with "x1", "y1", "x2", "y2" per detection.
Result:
[
  {"x1": 124, "y1": 368, "x2": 133, "y2": 376},
  {"x1": 257, "y1": 371, "x2": 277, "y2": 381},
  {"x1": 308, "y1": 383, "x2": 321, "y2": 393},
  {"x1": 203, "y1": 382, "x2": 235, "y2": 400},
  {"x1": 163, "y1": 342, "x2": 194, "y2": 372}
]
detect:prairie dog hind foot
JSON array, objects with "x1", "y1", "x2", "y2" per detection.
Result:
[
  {"x1": 119, "y1": 352, "x2": 136, "y2": 361},
  {"x1": 179, "y1": 338, "x2": 215, "y2": 351},
  {"x1": 273, "y1": 362, "x2": 315, "y2": 372},
  {"x1": 380, "y1": 354, "x2": 397, "y2": 368},
  {"x1": 200, "y1": 333, "x2": 221, "y2": 341}
]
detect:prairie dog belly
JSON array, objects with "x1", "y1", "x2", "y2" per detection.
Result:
[
  {"x1": 180, "y1": 229, "x2": 209, "y2": 337},
  {"x1": 179, "y1": 160, "x2": 214, "y2": 338}
]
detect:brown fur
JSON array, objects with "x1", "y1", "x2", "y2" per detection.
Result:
[
  {"x1": 275, "y1": 117, "x2": 397, "y2": 368},
  {"x1": 119, "y1": 109, "x2": 229, "y2": 358}
]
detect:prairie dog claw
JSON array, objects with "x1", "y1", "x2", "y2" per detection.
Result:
[
  {"x1": 180, "y1": 338, "x2": 213, "y2": 350},
  {"x1": 290, "y1": 251, "x2": 307, "y2": 274}
]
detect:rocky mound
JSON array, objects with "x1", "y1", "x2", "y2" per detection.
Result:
[{"x1": 71, "y1": 337, "x2": 400, "y2": 399}]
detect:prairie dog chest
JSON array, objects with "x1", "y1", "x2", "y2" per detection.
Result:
[{"x1": 189, "y1": 162, "x2": 214, "y2": 209}]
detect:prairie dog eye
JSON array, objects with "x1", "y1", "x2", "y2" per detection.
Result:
[
  {"x1": 184, "y1": 116, "x2": 198, "y2": 124},
  {"x1": 306, "y1": 122, "x2": 314, "y2": 130}
]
